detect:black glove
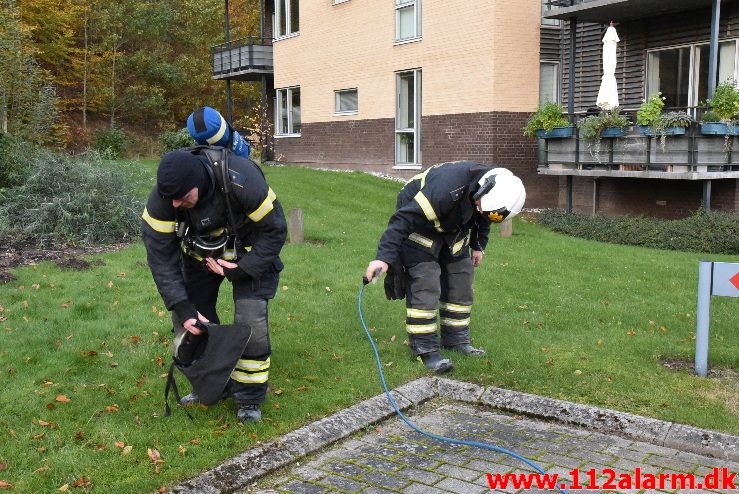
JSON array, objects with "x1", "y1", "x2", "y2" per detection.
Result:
[
  {"x1": 222, "y1": 264, "x2": 249, "y2": 282},
  {"x1": 172, "y1": 300, "x2": 197, "y2": 325},
  {"x1": 384, "y1": 264, "x2": 406, "y2": 300}
]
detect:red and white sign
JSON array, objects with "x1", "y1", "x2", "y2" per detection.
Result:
[{"x1": 712, "y1": 262, "x2": 739, "y2": 298}]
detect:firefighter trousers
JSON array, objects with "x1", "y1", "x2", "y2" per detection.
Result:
[
  {"x1": 178, "y1": 256, "x2": 276, "y2": 405},
  {"x1": 403, "y1": 255, "x2": 475, "y2": 356}
]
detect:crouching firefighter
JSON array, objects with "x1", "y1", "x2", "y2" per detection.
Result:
[
  {"x1": 365, "y1": 161, "x2": 526, "y2": 373},
  {"x1": 141, "y1": 146, "x2": 287, "y2": 423}
]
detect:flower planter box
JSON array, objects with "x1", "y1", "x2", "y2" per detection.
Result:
[
  {"x1": 637, "y1": 125, "x2": 687, "y2": 136},
  {"x1": 535, "y1": 126, "x2": 575, "y2": 139},
  {"x1": 700, "y1": 122, "x2": 739, "y2": 135},
  {"x1": 600, "y1": 127, "x2": 626, "y2": 138}
]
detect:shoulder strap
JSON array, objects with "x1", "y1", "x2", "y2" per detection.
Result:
[
  {"x1": 164, "y1": 362, "x2": 194, "y2": 420},
  {"x1": 196, "y1": 146, "x2": 242, "y2": 233}
]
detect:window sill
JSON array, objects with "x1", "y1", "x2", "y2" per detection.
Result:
[
  {"x1": 274, "y1": 32, "x2": 300, "y2": 42},
  {"x1": 393, "y1": 164, "x2": 422, "y2": 170},
  {"x1": 394, "y1": 36, "x2": 422, "y2": 46},
  {"x1": 274, "y1": 133, "x2": 301, "y2": 138},
  {"x1": 333, "y1": 111, "x2": 358, "y2": 116},
  {"x1": 332, "y1": 0, "x2": 350, "y2": 4}
]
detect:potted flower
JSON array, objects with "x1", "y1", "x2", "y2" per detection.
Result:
[
  {"x1": 578, "y1": 107, "x2": 630, "y2": 141},
  {"x1": 523, "y1": 101, "x2": 573, "y2": 139},
  {"x1": 701, "y1": 80, "x2": 739, "y2": 135},
  {"x1": 636, "y1": 93, "x2": 665, "y2": 135}
]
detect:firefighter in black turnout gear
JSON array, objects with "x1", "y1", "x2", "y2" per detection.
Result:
[
  {"x1": 365, "y1": 161, "x2": 526, "y2": 373},
  {"x1": 142, "y1": 147, "x2": 287, "y2": 423}
]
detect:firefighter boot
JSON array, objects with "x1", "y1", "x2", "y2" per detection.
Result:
[
  {"x1": 179, "y1": 393, "x2": 200, "y2": 406},
  {"x1": 237, "y1": 404, "x2": 262, "y2": 423},
  {"x1": 443, "y1": 343, "x2": 486, "y2": 356},
  {"x1": 419, "y1": 351, "x2": 454, "y2": 374}
]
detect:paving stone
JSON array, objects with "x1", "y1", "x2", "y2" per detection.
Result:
[
  {"x1": 279, "y1": 480, "x2": 329, "y2": 494},
  {"x1": 361, "y1": 470, "x2": 411, "y2": 490},
  {"x1": 395, "y1": 466, "x2": 444, "y2": 484},
  {"x1": 403, "y1": 483, "x2": 449, "y2": 494},
  {"x1": 360, "y1": 488, "x2": 396, "y2": 494},
  {"x1": 434, "y1": 477, "x2": 488, "y2": 494},
  {"x1": 644, "y1": 454, "x2": 700, "y2": 473},
  {"x1": 435, "y1": 463, "x2": 482, "y2": 481},
  {"x1": 464, "y1": 459, "x2": 513, "y2": 475},
  {"x1": 317, "y1": 475, "x2": 366, "y2": 492},
  {"x1": 321, "y1": 461, "x2": 369, "y2": 477},
  {"x1": 393, "y1": 453, "x2": 441, "y2": 469},
  {"x1": 354, "y1": 456, "x2": 403, "y2": 472}
]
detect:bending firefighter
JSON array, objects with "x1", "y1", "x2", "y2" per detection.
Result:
[
  {"x1": 142, "y1": 137, "x2": 287, "y2": 422},
  {"x1": 365, "y1": 161, "x2": 525, "y2": 373}
]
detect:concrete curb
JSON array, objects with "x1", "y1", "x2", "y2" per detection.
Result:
[{"x1": 166, "y1": 377, "x2": 739, "y2": 493}]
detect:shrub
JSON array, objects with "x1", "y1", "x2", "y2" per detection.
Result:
[
  {"x1": 707, "y1": 80, "x2": 739, "y2": 122},
  {"x1": 0, "y1": 133, "x2": 42, "y2": 189},
  {"x1": 523, "y1": 102, "x2": 571, "y2": 137},
  {"x1": 93, "y1": 127, "x2": 128, "y2": 159},
  {"x1": 636, "y1": 93, "x2": 665, "y2": 127},
  {"x1": 577, "y1": 107, "x2": 631, "y2": 141},
  {"x1": 701, "y1": 110, "x2": 721, "y2": 123},
  {"x1": 538, "y1": 209, "x2": 739, "y2": 255},
  {"x1": 160, "y1": 128, "x2": 196, "y2": 153},
  {"x1": 0, "y1": 148, "x2": 143, "y2": 248}
]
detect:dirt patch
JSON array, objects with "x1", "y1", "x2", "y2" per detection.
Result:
[
  {"x1": 0, "y1": 241, "x2": 129, "y2": 283},
  {"x1": 661, "y1": 357, "x2": 739, "y2": 380}
]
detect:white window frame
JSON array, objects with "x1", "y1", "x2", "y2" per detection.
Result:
[
  {"x1": 395, "y1": 0, "x2": 421, "y2": 43},
  {"x1": 274, "y1": 0, "x2": 299, "y2": 40},
  {"x1": 646, "y1": 39, "x2": 739, "y2": 112},
  {"x1": 539, "y1": 60, "x2": 560, "y2": 104},
  {"x1": 333, "y1": 0, "x2": 350, "y2": 4},
  {"x1": 334, "y1": 88, "x2": 358, "y2": 115},
  {"x1": 275, "y1": 86, "x2": 301, "y2": 137},
  {"x1": 395, "y1": 69, "x2": 422, "y2": 170}
]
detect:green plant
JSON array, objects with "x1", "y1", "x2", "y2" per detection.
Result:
[
  {"x1": 636, "y1": 93, "x2": 665, "y2": 127},
  {"x1": 577, "y1": 108, "x2": 630, "y2": 141},
  {"x1": 707, "y1": 80, "x2": 739, "y2": 121},
  {"x1": 656, "y1": 111, "x2": 694, "y2": 129},
  {"x1": 701, "y1": 110, "x2": 721, "y2": 123},
  {"x1": 159, "y1": 127, "x2": 196, "y2": 153},
  {"x1": 94, "y1": 126, "x2": 128, "y2": 159},
  {"x1": 523, "y1": 101, "x2": 571, "y2": 137}
]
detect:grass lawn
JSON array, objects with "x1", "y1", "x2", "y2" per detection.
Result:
[{"x1": 0, "y1": 162, "x2": 737, "y2": 493}]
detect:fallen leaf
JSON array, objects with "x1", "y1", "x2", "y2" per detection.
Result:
[
  {"x1": 178, "y1": 445, "x2": 187, "y2": 455},
  {"x1": 58, "y1": 484, "x2": 69, "y2": 491},
  {"x1": 158, "y1": 487, "x2": 167, "y2": 493},
  {"x1": 545, "y1": 358, "x2": 554, "y2": 366},
  {"x1": 601, "y1": 299, "x2": 609, "y2": 305},
  {"x1": 659, "y1": 325, "x2": 669, "y2": 333},
  {"x1": 574, "y1": 369, "x2": 582, "y2": 375},
  {"x1": 296, "y1": 385, "x2": 308, "y2": 392},
  {"x1": 61, "y1": 301, "x2": 72, "y2": 308},
  {"x1": 596, "y1": 339, "x2": 604, "y2": 347},
  {"x1": 273, "y1": 389, "x2": 283, "y2": 396},
  {"x1": 607, "y1": 376, "x2": 614, "y2": 382},
  {"x1": 37, "y1": 447, "x2": 46, "y2": 453},
  {"x1": 158, "y1": 311, "x2": 166, "y2": 317},
  {"x1": 104, "y1": 351, "x2": 113, "y2": 358},
  {"x1": 122, "y1": 445, "x2": 132, "y2": 455},
  {"x1": 73, "y1": 476, "x2": 90, "y2": 487},
  {"x1": 649, "y1": 320, "x2": 656, "y2": 326},
  {"x1": 42, "y1": 380, "x2": 54, "y2": 387},
  {"x1": 32, "y1": 432, "x2": 45, "y2": 440},
  {"x1": 152, "y1": 306, "x2": 158, "y2": 313},
  {"x1": 82, "y1": 350, "x2": 97, "y2": 357},
  {"x1": 626, "y1": 330, "x2": 637, "y2": 336},
  {"x1": 189, "y1": 438, "x2": 201, "y2": 445},
  {"x1": 282, "y1": 285, "x2": 288, "y2": 291},
  {"x1": 540, "y1": 347, "x2": 549, "y2": 353},
  {"x1": 390, "y1": 335, "x2": 396, "y2": 342},
  {"x1": 115, "y1": 441, "x2": 125, "y2": 448},
  {"x1": 55, "y1": 395, "x2": 71, "y2": 402},
  {"x1": 32, "y1": 283, "x2": 40, "y2": 290},
  {"x1": 0, "y1": 465, "x2": 5, "y2": 471},
  {"x1": 155, "y1": 356, "x2": 164, "y2": 367},
  {"x1": 34, "y1": 465, "x2": 49, "y2": 474},
  {"x1": 154, "y1": 465, "x2": 161, "y2": 474},
  {"x1": 37, "y1": 420, "x2": 50, "y2": 427},
  {"x1": 105, "y1": 404, "x2": 119, "y2": 413},
  {"x1": 0, "y1": 317, "x2": 6, "y2": 322},
  {"x1": 74, "y1": 431, "x2": 84, "y2": 440},
  {"x1": 111, "y1": 362, "x2": 119, "y2": 367},
  {"x1": 147, "y1": 448, "x2": 165, "y2": 464},
  {"x1": 130, "y1": 335, "x2": 141, "y2": 344},
  {"x1": 21, "y1": 300, "x2": 28, "y2": 309},
  {"x1": 118, "y1": 272, "x2": 127, "y2": 278}
]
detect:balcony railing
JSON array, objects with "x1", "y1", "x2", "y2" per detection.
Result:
[
  {"x1": 538, "y1": 110, "x2": 739, "y2": 179},
  {"x1": 211, "y1": 37, "x2": 273, "y2": 80}
]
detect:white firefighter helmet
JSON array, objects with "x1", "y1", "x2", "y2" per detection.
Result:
[{"x1": 475, "y1": 170, "x2": 526, "y2": 223}]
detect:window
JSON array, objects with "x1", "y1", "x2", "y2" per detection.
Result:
[
  {"x1": 275, "y1": 0, "x2": 299, "y2": 38},
  {"x1": 541, "y1": 0, "x2": 561, "y2": 27},
  {"x1": 540, "y1": 61, "x2": 559, "y2": 103},
  {"x1": 275, "y1": 87, "x2": 301, "y2": 136},
  {"x1": 335, "y1": 88, "x2": 358, "y2": 114},
  {"x1": 395, "y1": 0, "x2": 421, "y2": 42},
  {"x1": 646, "y1": 40, "x2": 739, "y2": 110},
  {"x1": 396, "y1": 69, "x2": 421, "y2": 168}
]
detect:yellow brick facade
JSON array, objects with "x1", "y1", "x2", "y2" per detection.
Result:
[{"x1": 273, "y1": 0, "x2": 541, "y2": 124}]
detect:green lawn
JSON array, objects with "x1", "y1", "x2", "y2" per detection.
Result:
[{"x1": 0, "y1": 163, "x2": 737, "y2": 493}]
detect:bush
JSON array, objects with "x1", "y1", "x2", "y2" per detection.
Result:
[
  {"x1": 538, "y1": 209, "x2": 739, "y2": 255},
  {"x1": 160, "y1": 128, "x2": 196, "y2": 153},
  {"x1": 707, "y1": 80, "x2": 739, "y2": 122},
  {"x1": 577, "y1": 107, "x2": 631, "y2": 141},
  {"x1": 636, "y1": 93, "x2": 665, "y2": 127},
  {"x1": 0, "y1": 133, "x2": 42, "y2": 189},
  {"x1": 523, "y1": 102, "x2": 571, "y2": 137},
  {"x1": 93, "y1": 127, "x2": 128, "y2": 159},
  {"x1": 0, "y1": 148, "x2": 143, "y2": 248}
]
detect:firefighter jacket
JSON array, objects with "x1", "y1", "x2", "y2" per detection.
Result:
[
  {"x1": 141, "y1": 148, "x2": 287, "y2": 311},
  {"x1": 375, "y1": 161, "x2": 496, "y2": 267}
]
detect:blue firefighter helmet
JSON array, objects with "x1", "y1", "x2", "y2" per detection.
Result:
[{"x1": 186, "y1": 106, "x2": 251, "y2": 159}]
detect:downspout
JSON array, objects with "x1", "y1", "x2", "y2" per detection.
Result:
[
  {"x1": 566, "y1": 16, "x2": 578, "y2": 214},
  {"x1": 225, "y1": 0, "x2": 233, "y2": 123}
]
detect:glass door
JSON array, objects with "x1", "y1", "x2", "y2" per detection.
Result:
[{"x1": 396, "y1": 69, "x2": 421, "y2": 168}]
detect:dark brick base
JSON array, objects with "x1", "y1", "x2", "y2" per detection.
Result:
[
  {"x1": 272, "y1": 112, "x2": 738, "y2": 215},
  {"x1": 559, "y1": 177, "x2": 739, "y2": 217}
]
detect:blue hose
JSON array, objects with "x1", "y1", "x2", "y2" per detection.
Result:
[{"x1": 358, "y1": 281, "x2": 568, "y2": 494}]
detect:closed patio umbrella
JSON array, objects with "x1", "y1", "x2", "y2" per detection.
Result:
[{"x1": 596, "y1": 23, "x2": 620, "y2": 110}]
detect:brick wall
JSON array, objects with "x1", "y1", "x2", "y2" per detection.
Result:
[
  {"x1": 274, "y1": 111, "x2": 560, "y2": 209},
  {"x1": 559, "y1": 177, "x2": 739, "y2": 217}
]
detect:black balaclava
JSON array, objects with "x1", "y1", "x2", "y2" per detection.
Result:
[{"x1": 156, "y1": 150, "x2": 209, "y2": 200}]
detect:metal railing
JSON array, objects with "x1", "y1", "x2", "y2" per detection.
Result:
[
  {"x1": 540, "y1": 108, "x2": 739, "y2": 173},
  {"x1": 211, "y1": 36, "x2": 273, "y2": 76}
]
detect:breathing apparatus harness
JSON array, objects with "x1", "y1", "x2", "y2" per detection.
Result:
[
  {"x1": 178, "y1": 146, "x2": 242, "y2": 263},
  {"x1": 358, "y1": 273, "x2": 568, "y2": 494}
]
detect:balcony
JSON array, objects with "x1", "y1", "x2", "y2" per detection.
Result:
[
  {"x1": 544, "y1": 0, "x2": 722, "y2": 22},
  {"x1": 538, "y1": 112, "x2": 739, "y2": 181},
  {"x1": 211, "y1": 37, "x2": 273, "y2": 82}
]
